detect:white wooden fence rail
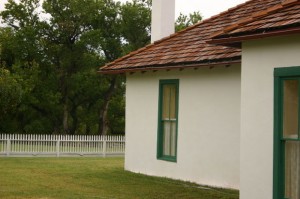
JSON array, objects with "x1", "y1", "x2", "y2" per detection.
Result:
[{"x1": 0, "y1": 134, "x2": 125, "y2": 157}]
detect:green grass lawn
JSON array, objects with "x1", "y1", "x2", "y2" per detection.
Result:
[{"x1": 0, "y1": 158, "x2": 239, "y2": 199}]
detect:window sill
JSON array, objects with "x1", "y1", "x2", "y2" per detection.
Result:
[{"x1": 157, "y1": 156, "x2": 177, "y2": 163}]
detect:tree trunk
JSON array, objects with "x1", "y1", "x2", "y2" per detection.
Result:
[
  {"x1": 86, "y1": 125, "x2": 91, "y2": 135},
  {"x1": 69, "y1": 106, "x2": 78, "y2": 135},
  {"x1": 98, "y1": 76, "x2": 117, "y2": 135},
  {"x1": 63, "y1": 98, "x2": 69, "y2": 134},
  {"x1": 60, "y1": 67, "x2": 70, "y2": 135}
]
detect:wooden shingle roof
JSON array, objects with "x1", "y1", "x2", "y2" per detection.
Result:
[
  {"x1": 100, "y1": 0, "x2": 283, "y2": 74},
  {"x1": 209, "y1": 0, "x2": 300, "y2": 46}
]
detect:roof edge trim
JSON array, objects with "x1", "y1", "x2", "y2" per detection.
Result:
[
  {"x1": 207, "y1": 27, "x2": 300, "y2": 46},
  {"x1": 98, "y1": 59, "x2": 241, "y2": 74},
  {"x1": 210, "y1": 0, "x2": 300, "y2": 39}
]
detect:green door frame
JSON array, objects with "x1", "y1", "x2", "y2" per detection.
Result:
[{"x1": 273, "y1": 66, "x2": 300, "y2": 199}]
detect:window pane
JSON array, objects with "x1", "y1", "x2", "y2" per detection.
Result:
[
  {"x1": 169, "y1": 85, "x2": 176, "y2": 119},
  {"x1": 162, "y1": 85, "x2": 171, "y2": 119},
  {"x1": 163, "y1": 121, "x2": 176, "y2": 156},
  {"x1": 170, "y1": 121, "x2": 176, "y2": 156},
  {"x1": 285, "y1": 141, "x2": 300, "y2": 199},
  {"x1": 283, "y1": 80, "x2": 299, "y2": 139},
  {"x1": 163, "y1": 121, "x2": 171, "y2": 156}
]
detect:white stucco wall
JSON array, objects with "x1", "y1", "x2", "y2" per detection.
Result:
[
  {"x1": 240, "y1": 34, "x2": 300, "y2": 199},
  {"x1": 125, "y1": 64, "x2": 241, "y2": 189}
]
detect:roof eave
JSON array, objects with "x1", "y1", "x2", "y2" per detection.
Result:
[
  {"x1": 207, "y1": 27, "x2": 300, "y2": 47},
  {"x1": 98, "y1": 59, "x2": 241, "y2": 74}
]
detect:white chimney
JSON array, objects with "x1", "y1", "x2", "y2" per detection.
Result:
[{"x1": 151, "y1": 0, "x2": 175, "y2": 43}]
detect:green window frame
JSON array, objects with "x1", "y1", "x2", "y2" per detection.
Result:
[
  {"x1": 274, "y1": 66, "x2": 300, "y2": 199},
  {"x1": 157, "y1": 79, "x2": 179, "y2": 162}
]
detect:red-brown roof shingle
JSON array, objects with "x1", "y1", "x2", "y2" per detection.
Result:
[
  {"x1": 209, "y1": 0, "x2": 300, "y2": 45},
  {"x1": 100, "y1": 0, "x2": 283, "y2": 74}
]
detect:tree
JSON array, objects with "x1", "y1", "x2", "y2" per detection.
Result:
[
  {"x1": 0, "y1": 0, "x2": 203, "y2": 135},
  {"x1": 0, "y1": 0, "x2": 147, "y2": 135},
  {"x1": 42, "y1": 0, "x2": 102, "y2": 134},
  {"x1": 1, "y1": 0, "x2": 104, "y2": 134},
  {"x1": 175, "y1": 11, "x2": 202, "y2": 32},
  {"x1": 120, "y1": 0, "x2": 151, "y2": 53},
  {"x1": 0, "y1": 68, "x2": 22, "y2": 131}
]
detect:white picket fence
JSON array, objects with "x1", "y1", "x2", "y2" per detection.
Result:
[{"x1": 0, "y1": 134, "x2": 125, "y2": 157}]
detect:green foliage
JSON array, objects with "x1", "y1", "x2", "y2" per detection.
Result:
[
  {"x1": 0, "y1": 0, "x2": 202, "y2": 135},
  {"x1": 120, "y1": 0, "x2": 151, "y2": 53},
  {"x1": 108, "y1": 80, "x2": 125, "y2": 135},
  {"x1": 175, "y1": 11, "x2": 203, "y2": 32},
  {"x1": 0, "y1": 68, "x2": 22, "y2": 117},
  {"x1": 0, "y1": 0, "x2": 127, "y2": 134}
]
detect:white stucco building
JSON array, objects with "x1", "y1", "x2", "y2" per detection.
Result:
[{"x1": 100, "y1": 0, "x2": 300, "y2": 198}]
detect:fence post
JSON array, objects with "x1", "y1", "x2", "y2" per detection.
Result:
[
  {"x1": 56, "y1": 140, "x2": 60, "y2": 157},
  {"x1": 103, "y1": 135, "x2": 106, "y2": 158},
  {"x1": 6, "y1": 139, "x2": 11, "y2": 157}
]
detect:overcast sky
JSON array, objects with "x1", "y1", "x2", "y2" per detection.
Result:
[
  {"x1": 117, "y1": 0, "x2": 249, "y2": 19},
  {"x1": 0, "y1": 0, "x2": 249, "y2": 20}
]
